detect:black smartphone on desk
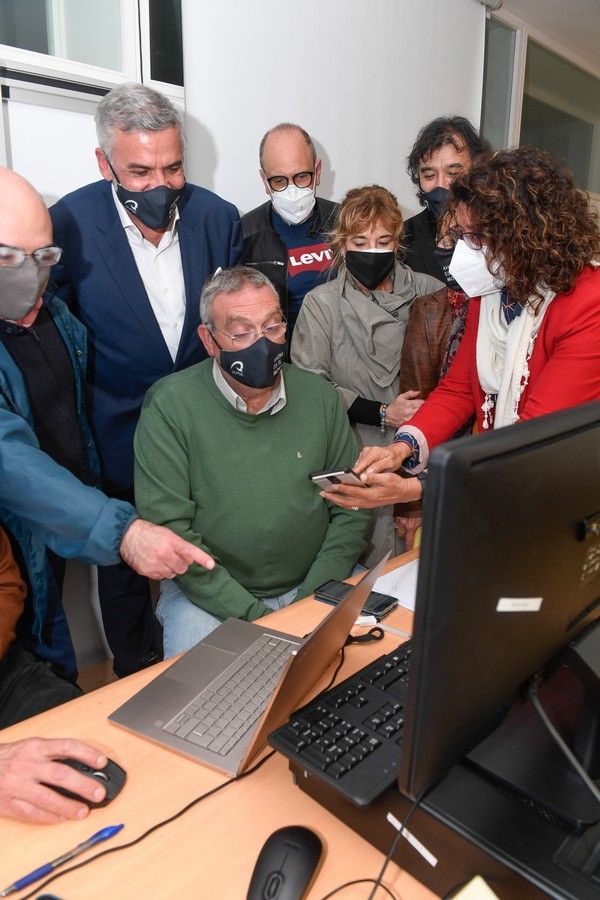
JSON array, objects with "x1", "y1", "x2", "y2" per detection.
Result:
[{"x1": 314, "y1": 579, "x2": 398, "y2": 619}]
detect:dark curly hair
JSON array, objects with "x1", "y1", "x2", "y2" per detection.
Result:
[
  {"x1": 407, "y1": 116, "x2": 490, "y2": 195},
  {"x1": 446, "y1": 146, "x2": 600, "y2": 305}
]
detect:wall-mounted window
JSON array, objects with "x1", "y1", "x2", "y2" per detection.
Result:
[
  {"x1": 0, "y1": 0, "x2": 124, "y2": 72},
  {"x1": 0, "y1": 0, "x2": 184, "y2": 95},
  {"x1": 481, "y1": 13, "x2": 600, "y2": 200},
  {"x1": 148, "y1": 0, "x2": 183, "y2": 87},
  {"x1": 521, "y1": 41, "x2": 600, "y2": 195},
  {"x1": 481, "y1": 18, "x2": 516, "y2": 151}
]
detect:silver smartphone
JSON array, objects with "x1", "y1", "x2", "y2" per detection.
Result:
[{"x1": 310, "y1": 467, "x2": 363, "y2": 490}]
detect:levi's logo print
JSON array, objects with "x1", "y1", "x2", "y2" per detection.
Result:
[{"x1": 287, "y1": 242, "x2": 334, "y2": 277}]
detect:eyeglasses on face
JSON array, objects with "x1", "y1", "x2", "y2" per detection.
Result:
[
  {"x1": 211, "y1": 319, "x2": 287, "y2": 349},
  {"x1": 446, "y1": 227, "x2": 484, "y2": 251},
  {"x1": 0, "y1": 244, "x2": 62, "y2": 268},
  {"x1": 266, "y1": 171, "x2": 314, "y2": 192}
]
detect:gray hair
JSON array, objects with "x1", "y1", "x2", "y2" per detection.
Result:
[
  {"x1": 200, "y1": 266, "x2": 280, "y2": 326},
  {"x1": 95, "y1": 82, "x2": 184, "y2": 158},
  {"x1": 259, "y1": 122, "x2": 316, "y2": 169}
]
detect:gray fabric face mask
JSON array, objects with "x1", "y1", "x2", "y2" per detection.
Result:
[{"x1": 0, "y1": 257, "x2": 49, "y2": 321}]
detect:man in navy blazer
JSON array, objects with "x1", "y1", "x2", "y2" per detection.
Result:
[{"x1": 50, "y1": 82, "x2": 241, "y2": 676}]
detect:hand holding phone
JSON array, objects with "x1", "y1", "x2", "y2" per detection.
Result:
[{"x1": 310, "y1": 467, "x2": 364, "y2": 491}]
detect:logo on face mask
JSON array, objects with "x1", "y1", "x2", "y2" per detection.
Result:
[
  {"x1": 219, "y1": 337, "x2": 286, "y2": 389},
  {"x1": 124, "y1": 199, "x2": 139, "y2": 213}
]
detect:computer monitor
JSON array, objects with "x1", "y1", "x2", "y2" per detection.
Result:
[{"x1": 398, "y1": 400, "x2": 600, "y2": 805}]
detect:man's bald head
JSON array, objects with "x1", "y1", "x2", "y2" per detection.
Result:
[{"x1": 0, "y1": 167, "x2": 52, "y2": 253}]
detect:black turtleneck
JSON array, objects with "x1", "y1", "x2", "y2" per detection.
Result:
[{"x1": 1, "y1": 307, "x2": 88, "y2": 480}]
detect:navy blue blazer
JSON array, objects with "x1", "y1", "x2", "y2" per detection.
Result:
[{"x1": 50, "y1": 180, "x2": 242, "y2": 491}]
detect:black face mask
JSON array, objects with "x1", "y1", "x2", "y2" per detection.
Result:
[
  {"x1": 433, "y1": 245, "x2": 461, "y2": 290},
  {"x1": 108, "y1": 161, "x2": 182, "y2": 230},
  {"x1": 421, "y1": 186, "x2": 449, "y2": 220},
  {"x1": 218, "y1": 336, "x2": 286, "y2": 389},
  {"x1": 345, "y1": 251, "x2": 395, "y2": 292}
]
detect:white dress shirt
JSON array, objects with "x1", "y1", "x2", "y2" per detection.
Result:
[{"x1": 112, "y1": 185, "x2": 186, "y2": 362}]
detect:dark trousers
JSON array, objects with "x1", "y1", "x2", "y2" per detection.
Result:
[
  {"x1": 0, "y1": 643, "x2": 82, "y2": 729},
  {"x1": 96, "y1": 487, "x2": 161, "y2": 677},
  {"x1": 16, "y1": 550, "x2": 78, "y2": 681}
]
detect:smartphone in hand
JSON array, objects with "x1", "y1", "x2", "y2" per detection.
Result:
[{"x1": 310, "y1": 467, "x2": 363, "y2": 490}]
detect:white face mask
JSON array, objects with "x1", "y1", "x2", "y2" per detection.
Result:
[
  {"x1": 448, "y1": 239, "x2": 505, "y2": 298},
  {"x1": 271, "y1": 183, "x2": 316, "y2": 226}
]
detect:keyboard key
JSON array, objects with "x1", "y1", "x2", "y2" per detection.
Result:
[{"x1": 302, "y1": 745, "x2": 330, "y2": 770}]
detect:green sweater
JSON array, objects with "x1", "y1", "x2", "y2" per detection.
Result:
[{"x1": 134, "y1": 361, "x2": 371, "y2": 621}]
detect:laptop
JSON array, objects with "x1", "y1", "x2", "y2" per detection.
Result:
[{"x1": 110, "y1": 554, "x2": 389, "y2": 777}]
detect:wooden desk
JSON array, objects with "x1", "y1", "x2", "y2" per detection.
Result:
[{"x1": 0, "y1": 552, "x2": 435, "y2": 899}]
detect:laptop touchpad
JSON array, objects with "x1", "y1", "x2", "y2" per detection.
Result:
[{"x1": 167, "y1": 644, "x2": 234, "y2": 686}]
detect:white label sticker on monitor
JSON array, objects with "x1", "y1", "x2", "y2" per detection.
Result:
[{"x1": 496, "y1": 597, "x2": 543, "y2": 612}]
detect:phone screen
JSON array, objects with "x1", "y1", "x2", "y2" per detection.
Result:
[{"x1": 313, "y1": 580, "x2": 352, "y2": 603}]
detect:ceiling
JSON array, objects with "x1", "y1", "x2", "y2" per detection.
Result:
[{"x1": 502, "y1": 0, "x2": 600, "y2": 72}]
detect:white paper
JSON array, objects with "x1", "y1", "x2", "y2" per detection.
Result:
[{"x1": 374, "y1": 559, "x2": 419, "y2": 612}]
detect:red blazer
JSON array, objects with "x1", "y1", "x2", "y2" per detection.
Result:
[{"x1": 408, "y1": 265, "x2": 600, "y2": 450}]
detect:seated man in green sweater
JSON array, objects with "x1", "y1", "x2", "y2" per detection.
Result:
[{"x1": 134, "y1": 266, "x2": 371, "y2": 656}]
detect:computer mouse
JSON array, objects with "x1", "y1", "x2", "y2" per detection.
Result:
[
  {"x1": 44, "y1": 757, "x2": 127, "y2": 807},
  {"x1": 247, "y1": 825, "x2": 323, "y2": 900}
]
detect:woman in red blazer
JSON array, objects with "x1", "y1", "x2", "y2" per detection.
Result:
[{"x1": 321, "y1": 146, "x2": 600, "y2": 510}]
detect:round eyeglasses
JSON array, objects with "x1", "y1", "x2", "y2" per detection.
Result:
[
  {"x1": 0, "y1": 244, "x2": 63, "y2": 268},
  {"x1": 266, "y1": 171, "x2": 314, "y2": 192},
  {"x1": 445, "y1": 228, "x2": 484, "y2": 251},
  {"x1": 211, "y1": 320, "x2": 287, "y2": 350}
]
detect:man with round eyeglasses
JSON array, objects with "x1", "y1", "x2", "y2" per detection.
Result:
[
  {"x1": 0, "y1": 167, "x2": 214, "y2": 686},
  {"x1": 240, "y1": 123, "x2": 337, "y2": 335},
  {"x1": 134, "y1": 266, "x2": 370, "y2": 656}
]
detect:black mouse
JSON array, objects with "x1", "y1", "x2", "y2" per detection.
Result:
[
  {"x1": 247, "y1": 825, "x2": 323, "y2": 900},
  {"x1": 43, "y1": 757, "x2": 127, "y2": 807}
]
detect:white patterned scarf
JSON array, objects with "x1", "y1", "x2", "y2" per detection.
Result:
[{"x1": 476, "y1": 288, "x2": 555, "y2": 428}]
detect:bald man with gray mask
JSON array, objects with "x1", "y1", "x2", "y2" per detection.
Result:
[{"x1": 0, "y1": 167, "x2": 213, "y2": 683}]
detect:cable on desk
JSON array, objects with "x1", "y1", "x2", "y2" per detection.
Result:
[
  {"x1": 318, "y1": 791, "x2": 423, "y2": 900},
  {"x1": 319, "y1": 878, "x2": 397, "y2": 899},
  {"x1": 17, "y1": 749, "x2": 275, "y2": 899},
  {"x1": 19, "y1": 648, "x2": 352, "y2": 899}
]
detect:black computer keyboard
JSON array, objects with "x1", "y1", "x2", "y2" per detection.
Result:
[{"x1": 269, "y1": 641, "x2": 412, "y2": 806}]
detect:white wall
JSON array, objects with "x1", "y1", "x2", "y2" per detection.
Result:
[
  {"x1": 181, "y1": 0, "x2": 487, "y2": 218},
  {"x1": 5, "y1": 87, "x2": 99, "y2": 205}
]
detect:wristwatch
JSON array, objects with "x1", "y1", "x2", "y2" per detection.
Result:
[{"x1": 415, "y1": 470, "x2": 428, "y2": 498}]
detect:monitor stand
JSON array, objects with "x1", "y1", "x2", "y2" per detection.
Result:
[{"x1": 468, "y1": 621, "x2": 600, "y2": 832}]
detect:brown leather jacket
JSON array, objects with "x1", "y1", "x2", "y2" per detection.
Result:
[
  {"x1": 395, "y1": 287, "x2": 451, "y2": 531},
  {"x1": 398, "y1": 287, "x2": 451, "y2": 400},
  {"x1": 0, "y1": 527, "x2": 26, "y2": 660}
]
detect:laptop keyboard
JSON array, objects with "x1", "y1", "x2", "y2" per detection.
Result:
[
  {"x1": 163, "y1": 634, "x2": 296, "y2": 756},
  {"x1": 269, "y1": 641, "x2": 412, "y2": 805}
]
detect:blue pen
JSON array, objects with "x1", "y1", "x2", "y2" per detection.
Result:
[{"x1": 0, "y1": 824, "x2": 124, "y2": 896}]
